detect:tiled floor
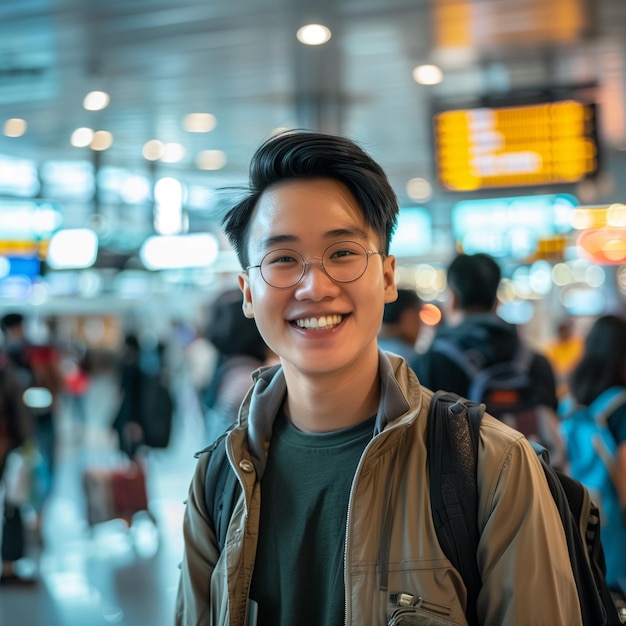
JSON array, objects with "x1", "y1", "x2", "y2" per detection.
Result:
[{"x1": 1, "y1": 372, "x2": 204, "y2": 626}]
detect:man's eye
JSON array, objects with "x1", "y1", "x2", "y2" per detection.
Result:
[
  {"x1": 266, "y1": 254, "x2": 298, "y2": 265},
  {"x1": 329, "y1": 248, "x2": 360, "y2": 259}
]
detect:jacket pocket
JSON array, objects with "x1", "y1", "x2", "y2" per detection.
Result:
[
  {"x1": 388, "y1": 606, "x2": 461, "y2": 625},
  {"x1": 387, "y1": 595, "x2": 461, "y2": 626}
]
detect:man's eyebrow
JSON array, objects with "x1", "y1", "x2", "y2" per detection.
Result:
[
  {"x1": 258, "y1": 228, "x2": 369, "y2": 251},
  {"x1": 259, "y1": 234, "x2": 299, "y2": 250},
  {"x1": 325, "y1": 227, "x2": 369, "y2": 240}
]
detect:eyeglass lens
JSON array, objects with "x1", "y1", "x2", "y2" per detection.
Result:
[{"x1": 260, "y1": 241, "x2": 370, "y2": 288}]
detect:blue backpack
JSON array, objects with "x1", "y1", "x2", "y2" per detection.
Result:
[{"x1": 560, "y1": 387, "x2": 626, "y2": 592}]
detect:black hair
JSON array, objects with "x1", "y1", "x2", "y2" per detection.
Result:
[
  {"x1": 382, "y1": 288, "x2": 422, "y2": 324},
  {"x1": 205, "y1": 288, "x2": 268, "y2": 362},
  {"x1": 569, "y1": 314, "x2": 626, "y2": 406},
  {"x1": 221, "y1": 130, "x2": 399, "y2": 268},
  {"x1": 446, "y1": 253, "x2": 501, "y2": 311},
  {"x1": 0, "y1": 312, "x2": 24, "y2": 331}
]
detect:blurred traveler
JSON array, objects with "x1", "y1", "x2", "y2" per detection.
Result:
[
  {"x1": 60, "y1": 343, "x2": 91, "y2": 429},
  {"x1": 413, "y1": 253, "x2": 565, "y2": 468},
  {"x1": 0, "y1": 350, "x2": 37, "y2": 585},
  {"x1": 0, "y1": 313, "x2": 63, "y2": 513},
  {"x1": 559, "y1": 314, "x2": 626, "y2": 602},
  {"x1": 203, "y1": 288, "x2": 275, "y2": 443},
  {"x1": 175, "y1": 131, "x2": 581, "y2": 625},
  {"x1": 545, "y1": 315, "x2": 584, "y2": 399},
  {"x1": 112, "y1": 334, "x2": 175, "y2": 458},
  {"x1": 112, "y1": 334, "x2": 144, "y2": 458},
  {"x1": 377, "y1": 287, "x2": 422, "y2": 369}
]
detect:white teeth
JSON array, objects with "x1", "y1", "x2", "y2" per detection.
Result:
[{"x1": 295, "y1": 315, "x2": 343, "y2": 329}]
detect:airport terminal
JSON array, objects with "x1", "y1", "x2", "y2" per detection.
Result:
[{"x1": 1, "y1": 1, "x2": 626, "y2": 624}]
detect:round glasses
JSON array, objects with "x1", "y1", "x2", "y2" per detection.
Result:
[{"x1": 246, "y1": 240, "x2": 384, "y2": 289}]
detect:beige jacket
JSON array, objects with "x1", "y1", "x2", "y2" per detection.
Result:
[{"x1": 175, "y1": 353, "x2": 581, "y2": 626}]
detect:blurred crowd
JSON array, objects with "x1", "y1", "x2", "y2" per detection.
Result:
[{"x1": 1, "y1": 251, "x2": 625, "y2": 608}]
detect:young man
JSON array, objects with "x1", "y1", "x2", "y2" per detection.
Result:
[{"x1": 175, "y1": 132, "x2": 581, "y2": 625}]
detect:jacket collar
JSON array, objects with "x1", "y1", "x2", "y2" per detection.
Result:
[{"x1": 240, "y1": 351, "x2": 416, "y2": 476}]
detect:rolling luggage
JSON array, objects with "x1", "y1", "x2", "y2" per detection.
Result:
[{"x1": 83, "y1": 460, "x2": 148, "y2": 526}]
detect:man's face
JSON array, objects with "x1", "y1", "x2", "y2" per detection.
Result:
[{"x1": 239, "y1": 178, "x2": 397, "y2": 377}]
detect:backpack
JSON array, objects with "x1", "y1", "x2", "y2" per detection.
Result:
[
  {"x1": 428, "y1": 390, "x2": 621, "y2": 626},
  {"x1": 431, "y1": 339, "x2": 566, "y2": 468},
  {"x1": 200, "y1": 392, "x2": 621, "y2": 625},
  {"x1": 139, "y1": 372, "x2": 174, "y2": 448},
  {"x1": 559, "y1": 387, "x2": 626, "y2": 593}
]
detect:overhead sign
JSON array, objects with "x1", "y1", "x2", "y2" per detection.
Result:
[
  {"x1": 0, "y1": 199, "x2": 64, "y2": 258},
  {"x1": 434, "y1": 101, "x2": 599, "y2": 191},
  {"x1": 451, "y1": 193, "x2": 577, "y2": 259}
]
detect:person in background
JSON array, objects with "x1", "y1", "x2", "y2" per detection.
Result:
[
  {"x1": 413, "y1": 253, "x2": 559, "y2": 411},
  {"x1": 0, "y1": 349, "x2": 37, "y2": 585},
  {"x1": 377, "y1": 287, "x2": 422, "y2": 370},
  {"x1": 202, "y1": 288, "x2": 275, "y2": 443},
  {"x1": 111, "y1": 334, "x2": 144, "y2": 459},
  {"x1": 175, "y1": 131, "x2": 581, "y2": 625},
  {"x1": 559, "y1": 313, "x2": 626, "y2": 601},
  {"x1": 0, "y1": 313, "x2": 63, "y2": 534},
  {"x1": 544, "y1": 315, "x2": 584, "y2": 400}
]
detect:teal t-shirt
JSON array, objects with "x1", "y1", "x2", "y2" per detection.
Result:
[{"x1": 249, "y1": 410, "x2": 375, "y2": 626}]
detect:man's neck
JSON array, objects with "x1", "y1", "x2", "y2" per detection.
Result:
[{"x1": 281, "y1": 357, "x2": 381, "y2": 434}]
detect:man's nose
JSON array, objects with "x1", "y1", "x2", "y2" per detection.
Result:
[{"x1": 295, "y1": 257, "x2": 338, "y2": 297}]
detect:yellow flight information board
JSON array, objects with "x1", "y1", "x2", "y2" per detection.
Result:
[{"x1": 434, "y1": 101, "x2": 598, "y2": 191}]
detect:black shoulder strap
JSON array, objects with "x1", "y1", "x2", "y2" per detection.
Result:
[
  {"x1": 200, "y1": 430, "x2": 240, "y2": 552},
  {"x1": 430, "y1": 339, "x2": 481, "y2": 380},
  {"x1": 427, "y1": 390, "x2": 484, "y2": 626}
]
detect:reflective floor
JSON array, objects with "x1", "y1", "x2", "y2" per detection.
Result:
[{"x1": 0, "y1": 372, "x2": 203, "y2": 626}]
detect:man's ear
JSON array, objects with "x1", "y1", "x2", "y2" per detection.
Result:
[
  {"x1": 238, "y1": 272, "x2": 255, "y2": 319},
  {"x1": 383, "y1": 254, "x2": 398, "y2": 304}
]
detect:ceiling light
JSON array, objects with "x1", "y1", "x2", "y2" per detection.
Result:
[
  {"x1": 83, "y1": 90, "x2": 110, "y2": 111},
  {"x1": 4, "y1": 118, "x2": 27, "y2": 137},
  {"x1": 71, "y1": 127, "x2": 94, "y2": 148},
  {"x1": 296, "y1": 24, "x2": 332, "y2": 45},
  {"x1": 183, "y1": 113, "x2": 217, "y2": 133},
  {"x1": 47, "y1": 228, "x2": 98, "y2": 269},
  {"x1": 412, "y1": 64, "x2": 443, "y2": 86},
  {"x1": 90, "y1": 130, "x2": 113, "y2": 151},
  {"x1": 196, "y1": 150, "x2": 227, "y2": 170},
  {"x1": 142, "y1": 139, "x2": 165, "y2": 161},
  {"x1": 406, "y1": 177, "x2": 433, "y2": 202},
  {"x1": 161, "y1": 143, "x2": 186, "y2": 163},
  {"x1": 139, "y1": 233, "x2": 219, "y2": 270}
]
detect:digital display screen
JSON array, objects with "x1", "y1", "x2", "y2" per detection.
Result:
[{"x1": 434, "y1": 101, "x2": 599, "y2": 191}]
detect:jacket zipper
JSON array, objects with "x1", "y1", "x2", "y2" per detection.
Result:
[{"x1": 343, "y1": 421, "x2": 411, "y2": 625}]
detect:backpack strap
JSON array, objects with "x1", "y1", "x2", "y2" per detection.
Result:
[
  {"x1": 427, "y1": 390, "x2": 484, "y2": 626},
  {"x1": 199, "y1": 429, "x2": 240, "y2": 552},
  {"x1": 430, "y1": 339, "x2": 483, "y2": 379},
  {"x1": 588, "y1": 387, "x2": 626, "y2": 426}
]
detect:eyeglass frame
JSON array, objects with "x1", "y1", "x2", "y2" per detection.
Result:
[{"x1": 245, "y1": 240, "x2": 386, "y2": 289}]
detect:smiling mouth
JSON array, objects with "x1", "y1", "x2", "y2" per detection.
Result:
[{"x1": 294, "y1": 314, "x2": 344, "y2": 330}]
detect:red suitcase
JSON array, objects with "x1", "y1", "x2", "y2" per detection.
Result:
[
  {"x1": 83, "y1": 461, "x2": 148, "y2": 526},
  {"x1": 111, "y1": 461, "x2": 149, "y2": 524}
]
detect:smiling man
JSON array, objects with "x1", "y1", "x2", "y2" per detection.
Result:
[{"x1": 175, "y1": 131, "x2": 581, "y2": 626}]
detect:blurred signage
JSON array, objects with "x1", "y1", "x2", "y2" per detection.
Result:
[
  {"x1": 451, "y1": 193, "x2": 577, "y2": 259},
  {"x1": 0, "y1": 154, "x2": 40, "y2": 196},
  {"x1": 434, "y1": 101, "x2": 599, "y2": 191},
  {"x1": 571, "y1": 203, "x2": 626, "y2": 265},
  {"x1": 389, "y1": 207, "x2": 432, "y2": 258},
  {"x1": 0, "y1": 198, "x2": 63, "y2": 259}
]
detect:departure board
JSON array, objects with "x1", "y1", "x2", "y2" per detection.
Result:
[{"x1": 434, "y1": 101, "x2": 599, "y2": 191}]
